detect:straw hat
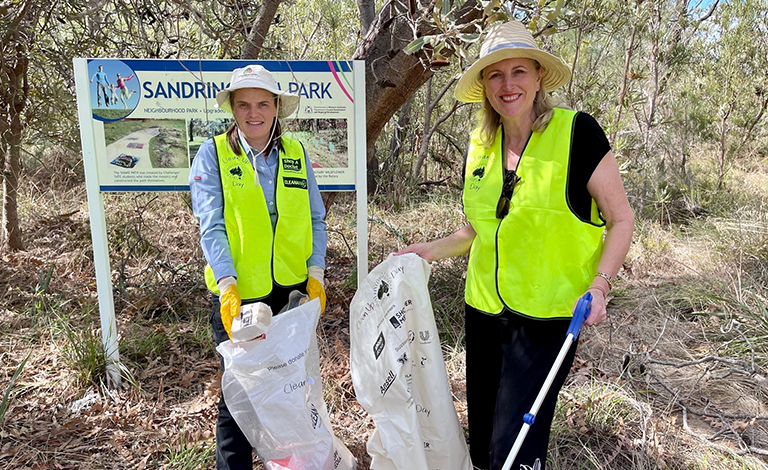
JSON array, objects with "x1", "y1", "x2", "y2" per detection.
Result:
[
  {"x1": 455, "y1": 21, "x2": 571, "y2": 103},
  {"x1": 216, "y1": 65, "x2": 300, "y2": 118}
]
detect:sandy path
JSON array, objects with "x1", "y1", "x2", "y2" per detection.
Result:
[{"x1": 105, "y1": 127, "x2": 160, "y2": 170}]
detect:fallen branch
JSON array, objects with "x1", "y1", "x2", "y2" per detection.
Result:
[{"x1": 417, "y1": 176, "x2": 450, "y2": 186}]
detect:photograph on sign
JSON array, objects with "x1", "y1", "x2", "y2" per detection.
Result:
[{"x1": 84, "y1": 59, "x2": 357, "y2": 191}]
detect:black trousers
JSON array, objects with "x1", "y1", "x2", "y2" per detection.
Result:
[
  {"x1": 210, "y1": 281, "x2": 307, "y2": 470},
  {"x1": 465, "y1": 304, "x2": 577, "y2": 470}
]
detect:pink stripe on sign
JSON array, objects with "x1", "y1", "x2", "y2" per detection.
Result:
[{"x1": 328, "y1": 61, "x2": 353, "y2": 103}]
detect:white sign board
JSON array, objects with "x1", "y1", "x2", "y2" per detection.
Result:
[
  {"x1": 74, "y1": 59, "x2": 368, "y2": 386},
  {"x1": 83, "y1": 59, "x2": 359, "y2": 191}
]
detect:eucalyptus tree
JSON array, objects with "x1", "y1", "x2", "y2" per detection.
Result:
[
  {"x1": 351, "y1": 0, "x2": 578, "y2": 191},
  {"x1": 0, "y1": 0, "x2": 46, "y2": 250},
  {"x1": 3, "y1": 0, "x2": 282, "y2": 250},
  {"x1": 697, "y1": 0, "x2": 768, "y2": 190}
]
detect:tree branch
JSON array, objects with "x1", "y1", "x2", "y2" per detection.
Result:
[{"x1": 241, "y1": 0, "x2": 282, "y2": 59}]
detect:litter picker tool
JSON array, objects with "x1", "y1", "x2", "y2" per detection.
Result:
[{"x1": 501, "y1": 292, "x2": 593, "y2": 470}]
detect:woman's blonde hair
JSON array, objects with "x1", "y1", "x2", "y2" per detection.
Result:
[{"x1": 477, "y1": 61, "x2": 558, "y2": 148}]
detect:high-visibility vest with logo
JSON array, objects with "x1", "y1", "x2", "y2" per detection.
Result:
[
  {"x1": 204, "y1": 134, "x2": 312, "y2": 301},
  {"x1": 462, "y1": 108, "x2": 605, "y2": 318}
]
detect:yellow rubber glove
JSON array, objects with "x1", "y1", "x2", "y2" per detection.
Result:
[
  {"x1": 218, "y1": 276, "x2": 240, "y2": 339},
  {"x1": 307, "y1": 266, "x2": 326, "y2": 314}
]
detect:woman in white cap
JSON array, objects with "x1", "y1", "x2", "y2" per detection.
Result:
[
  {"x1": 189, "y1": 64, "x2": 327, "y2": 470},
  {"x1": 398, "y1": 21, "x2": 634, "y2": 469}
]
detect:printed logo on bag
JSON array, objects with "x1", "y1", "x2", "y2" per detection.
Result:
[
  {"x1": 284, "y1": 379, "x2": 307, "y2": 394},
  {"x1": 389, "y1": 307, "x2": 406, "y2": 329},
  {"x1": 420, "y1": 355, "x2": 428, "y2": 367},
  {"x1": 333, "y1": 449, "x2": 341, "y2": 468},
  {"x1": 419, "y1": 330, "x2": 431, "y2": 344},
  {"x1": 387, "y1": 264, "x2": 405, "y2": 279},
  {"x1": 380, "y1": 369, "x2": 396, "y2": 396},
  {"x1": 356, "y1": 302, "x2": 376, "y2": 331},
  {"x1": 396, "y1": 352, "x2": 408, "y2": 365},
  {"x1": 377, "y1": 280, "x2": 390, "y2": 299},
  {"x1": 283, "y1": 176, "x2": 308, "y2": 189},
  {"x1": 394, "y1": 336, "x2": 409, "y2": 352},
  {"x1": 241, "y1": 310, "x2": 253, "y2": 327},
  {"x1": 282, "y1": 157, "x2": 302, "y2": 172},
  {"x1": 472, "y1": 165, "x2": 485, "y2": 180},
  {"x1": 310, "y1": 403, "x2": 320, "y2": 429},
  {"x1": 408, "y1": 330, "x2": 415, "y2": 343},
  {"x1": 373, "y1": 332, "x2": 385, "y2": 359},
  {"x1": 416, "y1": 404, "x2": 431, "y2": 417},
  {"x1": 423, "y1": 440, "x2": 432, "y2": 450}
]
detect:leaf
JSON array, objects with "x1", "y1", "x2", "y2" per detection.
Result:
[
  {"x1": 483, "y1": 0, "x2": 500, "y2": 17},
  {"x1": 0, "y1": 351, "x2": 31, "y2": 427},
  {"x1": 457, "y1": 45, "x2": 469, "y2": 62},
  {"x1": 433, "y1": 0, "x2": 444, "y2": 30},
  {"x1": 459, "y1": 33, "x2": 480, "y2": 43},
  {"x1": 404, "y1": 37, "x2": 427, "y2": 55},
  {"x1": 542, "y1": 26, "x2": 558, "y2": 36},
  {"x1": 545, "y1": 0, "x2": 564, "y2": 21},
  {"x1": 442, "y1": 0, "x2": 451, "y2": 17}
]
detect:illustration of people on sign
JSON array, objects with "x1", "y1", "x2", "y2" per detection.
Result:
[
  {"x1": 116, "y1": 73, "x2": 137, "y2": 109},
  {"x1": 89, "y1": 60, "x2": 140, "y2": 121},
  {"x1": 89, "y1": 65, "x2": 111, "y2": 107},
  {"x1": 109, "y1": 83, "x2": 119, "y2": 105}
]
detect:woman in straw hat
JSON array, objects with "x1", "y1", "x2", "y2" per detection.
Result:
[
  {"x1": 189, "y1": 64, "x2": 327, "y2": 469},
  {"x1": 398, "y1": 21, "x2": 634, "y2": 469}
]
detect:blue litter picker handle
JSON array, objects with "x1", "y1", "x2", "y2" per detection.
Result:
[
  {"x1": 567, "y1": 291, "x2": 593, "y2": 340},
  {"x1": 501, "y1": 291, "x2": 593, "y2": 470}
]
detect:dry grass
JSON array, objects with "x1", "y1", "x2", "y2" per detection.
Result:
[{"x1": 1, "y1": 148, "x2": 768, "y2": 469}]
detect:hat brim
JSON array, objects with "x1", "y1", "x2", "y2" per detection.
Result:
[
  {"x1": 455, "y1": 48, "x2": 571, "y2": 103},
  {"x1": 215, "y1": 87, "x2": 300, "y2": 119}
]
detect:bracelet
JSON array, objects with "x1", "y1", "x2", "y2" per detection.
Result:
[{"x1": 595, "y1": 272, "x2": 613, "y2": 290}]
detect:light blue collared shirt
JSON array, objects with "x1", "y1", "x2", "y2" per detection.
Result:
[
  {"x1": 91, "y1": 71, "x2": 109, "y2": 85},
  {"x1": 189, "y1": 132, "x2": 327, "y2": 283}
]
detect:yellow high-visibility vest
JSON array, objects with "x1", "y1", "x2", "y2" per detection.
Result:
[
  {"x1": 462, "y1": 108, "x2": 605, "y2": 318},
  {"x1": 204, "y1": 133, "x2": 312, "y2": 300}
]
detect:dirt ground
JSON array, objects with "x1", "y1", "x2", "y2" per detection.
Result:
[{"x1": 1, "y1": 168, "x2": 767, "y2": 469}]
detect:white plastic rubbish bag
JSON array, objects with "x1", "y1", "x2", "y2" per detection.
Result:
[
  {"x1": 217, "y1": 298, "x2": 357, "y2": 470},
  {"x1": 350, "y1": 254, "x2": 472, "y2": 470}
]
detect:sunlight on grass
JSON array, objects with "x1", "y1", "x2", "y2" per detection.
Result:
[
  {"x1": 0, "y1": 351, "x2": 31, "y2": 428},
  {"x1": 165, "y1": 432, "x2": 215, "y2": 470}
]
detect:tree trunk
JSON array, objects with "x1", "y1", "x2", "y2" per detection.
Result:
[
  {"x1": 386, "y1": 95, "x2": 414, "y2": 169},
  {"x1": 717, "y1": 101, "x2": 734, "y2": 191},
  {"x1": 241, "y1": 0, "x2": 282, "y2": 59},
  {"x1": 2, "y1": 107, "x2": 23, "y2": 250},
  {"x1": 414, "y1": 77, "x2": 434, "y2": 180},
  {"x1": 353, "y1": 0, "x2": 482, "y2": 190},
  {"x1": 1, "y1": 2, "x2": 39, "y2": 251},
  {"x1": 611, "y1": 0, "x2": 639, "y2": 147},
  {"x1": 567, "y1": 0, "x2": 589, "y2": 101},
  {"x1": 413, "y1": 76, "x2": 459, "y2": 179},
  {"x1": 356, "y1": 0, "x2": 376, "y2": 36}
]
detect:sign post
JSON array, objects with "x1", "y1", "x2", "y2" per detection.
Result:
[{"x1": 74, "y1": 59, "x2": 368, "y2": 388}]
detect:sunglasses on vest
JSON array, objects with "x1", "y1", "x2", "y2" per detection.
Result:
[{"x1": 496, "y1": 169, "x2": 522, "y2": 219}]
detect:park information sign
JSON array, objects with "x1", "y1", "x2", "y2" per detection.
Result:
[
  {"x1": 79, "y1": 59, "x2": 361, "y2": 191},
  {"x1": 73, "y1": 59, "x2": 367, "y2": 386}
]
